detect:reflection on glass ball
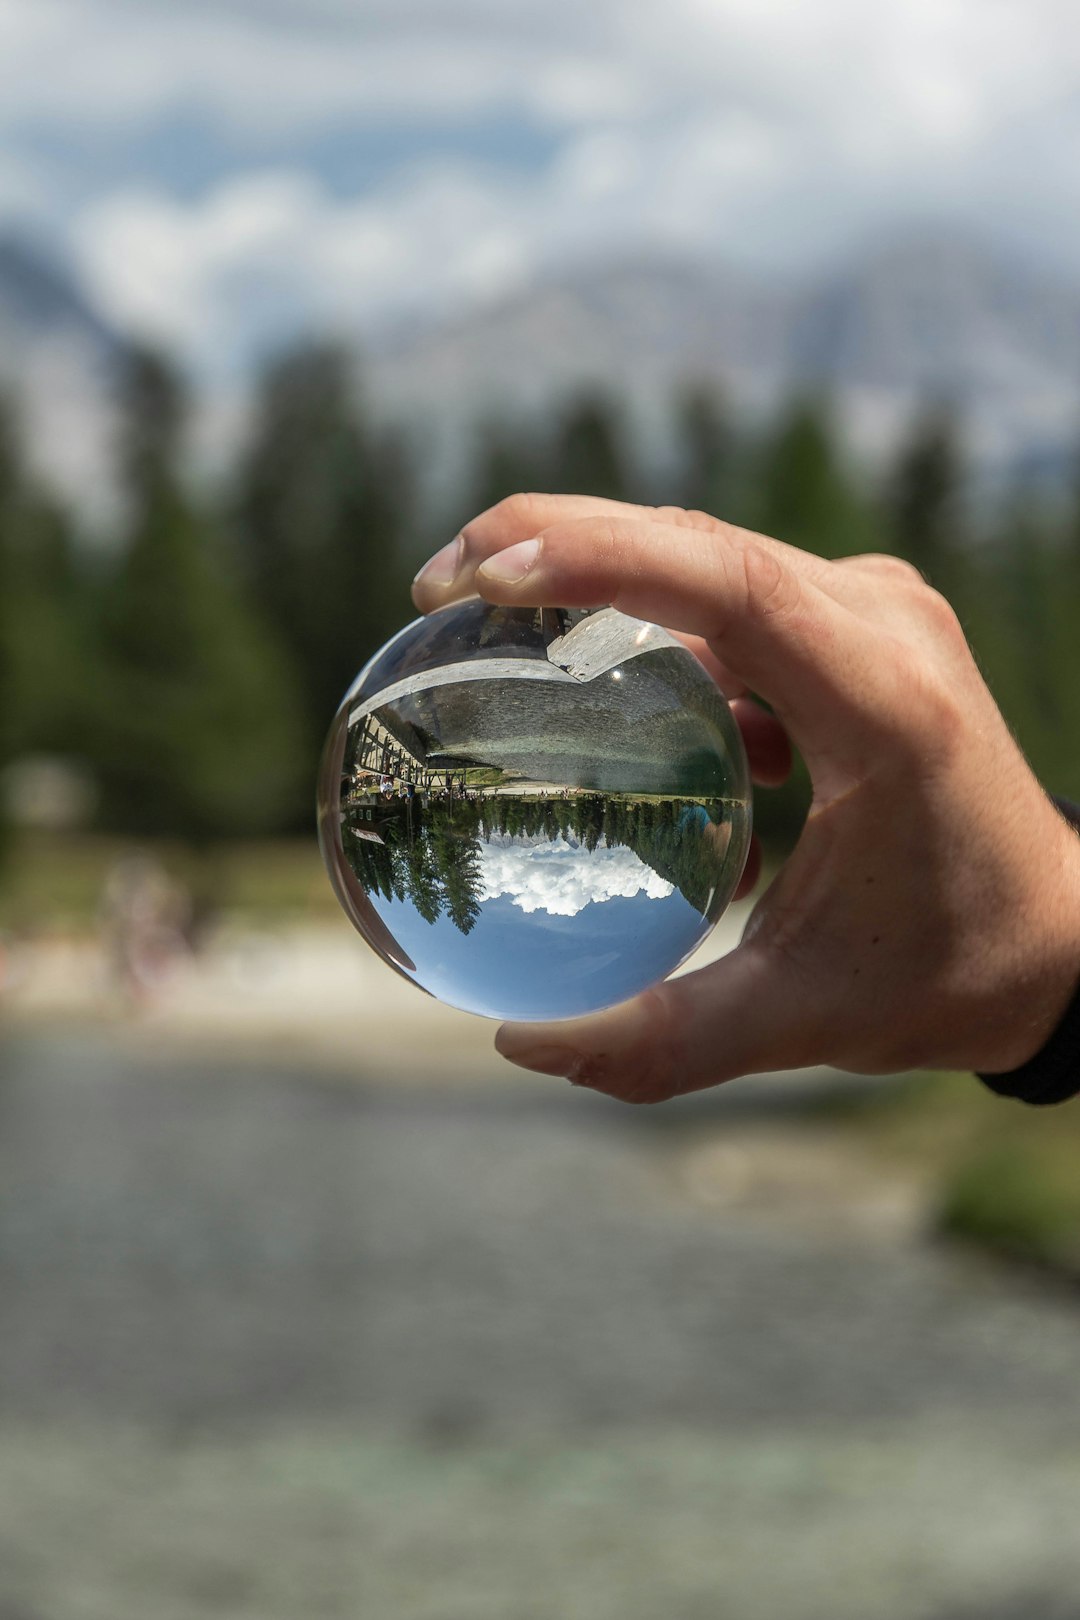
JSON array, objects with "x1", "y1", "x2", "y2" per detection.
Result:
[{"x1": 317, "y1": 601, "x2": 751, "y2": 1022}]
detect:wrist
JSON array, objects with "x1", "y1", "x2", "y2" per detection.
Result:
[{"x1": 975, "y1": 796, "x2": 1080, "y2": 1083}]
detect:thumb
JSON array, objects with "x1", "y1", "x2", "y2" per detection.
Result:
[{"x1": 494, "y1": 939, "x2": 819, "y2": 1102}]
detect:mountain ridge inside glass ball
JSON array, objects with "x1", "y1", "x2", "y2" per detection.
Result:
[{"x1": 317, "y1": 601, "x2": 751, "y2": 1022}]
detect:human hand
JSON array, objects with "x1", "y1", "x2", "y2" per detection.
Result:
[{"x1": 412, "y1": 495, "x2": 1080, "y2": 1101}]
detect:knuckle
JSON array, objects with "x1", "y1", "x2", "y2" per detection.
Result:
[
  {"x1": 683, "y1": 507, "x2": 723, "y2": 532},
  {"x1": 850, "y1": 554, "x2": 966, "y2": 643},
  {"x1": 587, "y1": 515, "x2": 628, "y2": 572},
  {"x1": 739, "y1": 541, "x2": 798, "y2": 619},
  {"x1": 654, "y1": 505, "x2": 723, "y2": 535},
  {"x1": 918, "y1": 583, "x2": 965, "y2": 642},
  {"x1": 488, "y1": 491, "x2": 547, "y2": 533},
  {"x1": 847, "y1": 552, "x2": 970, "y2": 666},
  {"x1": 861, "y1": 553, "x2": 926, "y2": 586}
]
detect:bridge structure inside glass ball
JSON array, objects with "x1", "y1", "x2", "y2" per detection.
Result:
[{"x1": 317, "y1": 601, "x2": 751, "y2": 1022}]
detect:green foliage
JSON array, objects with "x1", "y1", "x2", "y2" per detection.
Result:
[
  {"x1": 3, "y1": 352, "x2": 1080, "y2": 856},
  {"x1": 0, "y1": 400, "x2": 21, "y2": 762},
  {"x1": 961, "y1": 495, "x2": 1080, "y2": 804},
  {"x1": 91, "y1": 350, "x2": 305, "y2": 839},
  {"x1": 674, "y1": 385, "x2": 745, "y2": 523},
  {"x1": 0, "y1": 400, "x2": 16, "y2": 867},
  {"x1": 882, "y1": 403, "x2": 966, "y2": 590},
  {"x1": 811, "y1": 1070, "x2": 1080, "y2": 1281},
  {"x1": 0, "y1": 831, "x2": 338, "y2": 930},
  {"x1": 429, "y1": 815, "x2": 483, "y2": 935},
  {"x1": 468, "y1": 418, "x2": 552, "y2": 517},
  {"x1": 550, "y1": 392, "x2": 633, "y2": 502},
  {"x1": 0, "y1": 398, "x2": 90, "y2": 866},
  {"x1": 939, "y1": 1140, "x2": 1080, "y2": 1269},
  {"x1": 233, "y1": 344, "x2": 414, "y2": 772},
  {"x1": 465, "y1": 388, "x2": 636, "y2": 527},
  {"x1": 5, "y1": 501, "x2": 89, "y2": 759},
  {"x1": 751, "y1": 397, "x2": 875, "y2": 560},
  {"x1": 343, "y1": 792, "x2": 740, "y2": 936}
]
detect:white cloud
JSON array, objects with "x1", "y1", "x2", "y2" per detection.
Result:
[
  {"x1": 5, "y1": 0, "x2": 1080, "y2": 371},
  {"x1": 5, "y1": 0, "x2": 1077, "y2": 155},
  {"x1": 72, "y1": 165, "x2": 537, "y2": 370},
  {"x1": 477, "y1": 832, "x2": 673, "y2": 918},
  {"x1": 67, "y1": 107, "x2": 813, "y2": 370},
  {"x1": 0, "y1": 0, "x2": 641, "y2": 139}
]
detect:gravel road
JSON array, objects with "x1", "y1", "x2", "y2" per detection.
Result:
[{"x1": 1, "y1": 1029, "x2": 1079, "y2": 1619}]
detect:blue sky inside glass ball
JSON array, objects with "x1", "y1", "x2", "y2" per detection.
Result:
[{"x1": 366, "y1": 864, "x2": 708, "y2": 1022}]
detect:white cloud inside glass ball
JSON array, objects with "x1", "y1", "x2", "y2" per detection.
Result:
[{"x1": 477, "y1": 832, "x2": 673, "y2": 919}]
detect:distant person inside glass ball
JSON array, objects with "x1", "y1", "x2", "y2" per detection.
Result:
[{"x1": 413, "y1": 494, "x2": 1080, "y2": 1107}]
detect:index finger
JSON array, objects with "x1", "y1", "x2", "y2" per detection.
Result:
[
  {"x1": 466, "y1": 512, "x2": 873, "y2": 761},
  {"x1": 412, "y1": 492, "x2": 659, "y2": 612},
  {"x1": 412, "y1": 492, "x2": 832, "y2": 615}
]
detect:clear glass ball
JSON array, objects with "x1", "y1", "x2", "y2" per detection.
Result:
[{"x1": 317, "y1": 602, "x2": 751, "y2": 1021}]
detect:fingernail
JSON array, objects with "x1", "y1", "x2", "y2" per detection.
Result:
[
  {"x1": 413, "y1": 535, "x2": 463, "y2": 590},
  {"x1": 477, "y1": 537, "x2": 541, "y2": 584},
  {"x1": 497, "y1": 1042, "x2": 578, "y2": 1077}
]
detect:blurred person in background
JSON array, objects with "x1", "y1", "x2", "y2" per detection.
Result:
[{"x1": 98, "y1": 851, "x2": 193, "y2": 1007}]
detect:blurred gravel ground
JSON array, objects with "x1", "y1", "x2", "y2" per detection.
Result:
[
  {"x1": 0, "y1": 900, "x2": 756, "y2": 1082},
  {"x1": 1, "y1": 1031, "x2": 1079, "y2": 1619},
  {"x1": 2, "y1": 1420, "x2": 1080, "y2": 1620}
]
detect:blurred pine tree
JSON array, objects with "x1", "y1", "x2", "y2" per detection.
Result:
[
  {"x1": 0, "y1": 398, "x2": 89, "y2": 807},
  {"x1": 972, "y1": 492, "x2": 1080, "y2": 804},
  {"x1": 674, "y1": 384, "x2": 743, "y2": 523},
  {"x1": 0, "y1": 399, "x2": 17, "y2": 865},
  {"x1": 94, "y1": 349, "x2": 305, "y2": 838},
  {"x1": 467, "y1": 416, "x2": 551, "y2": 517},
  {"x1": 234, "y1": 344, "x2": 413, "y2": 778},
  {"x1": 883, "y1": 403, "x2": 967, "y2": 598},
  {"x1": 752, "y1": 396, "x2": 875, "y2": 559},
  {"x1": 549, "y1": 393, "x2": 632, "y2": 502}
]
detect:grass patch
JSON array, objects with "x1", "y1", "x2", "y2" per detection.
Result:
[
  {"x1": 938, "y1": 1140, "x2": 1080, "y2": 1270},
  {"x1": 822, "y1": 1068, "x2": 1080, "y2": 1274},
  {"x1": 0, "y1": 831, "x2": 336, "y2": 932}
]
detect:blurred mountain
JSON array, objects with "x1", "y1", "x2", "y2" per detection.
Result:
[
  {"x1": 369, "y1": 228, "x2": 1080, "y2": 492},
  {"x1": 790, "y1": 231, "x2": 1080, "y2": 476},
  {"x1": 3, "y1": 225, "x2": 1080, "y2": 510},
  {"x1": 0, "y1": 234, "x2": 125, "y2": 515},
  {"x1": 0, "y1": 235, "x2": 111, "y2": 345}
]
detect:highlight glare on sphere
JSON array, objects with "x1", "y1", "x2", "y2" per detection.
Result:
[{"x1": 317, "y1": 602, "x2": 751, "y2": 1022}]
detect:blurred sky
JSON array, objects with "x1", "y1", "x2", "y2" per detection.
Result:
[{"x1": 1, "y1": 0, "x2": 1079, "y2": 374}]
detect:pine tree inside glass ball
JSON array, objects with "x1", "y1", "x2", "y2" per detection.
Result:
[{"x1": 317, "y1": 601, "x2": 752, "y2": 1022}]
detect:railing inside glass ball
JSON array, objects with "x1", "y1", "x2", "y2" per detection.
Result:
[{"x1": 317, "y1": 600, "x2": 751, "y2": 1022}]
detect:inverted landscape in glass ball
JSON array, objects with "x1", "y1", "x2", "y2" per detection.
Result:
[{"x1": 317, "y1": 601, "x2": 751, "y2": 1022}]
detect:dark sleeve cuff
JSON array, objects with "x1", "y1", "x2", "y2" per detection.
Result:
[{"x1": 976, "y1": 796, "x2": 1080, "y2": 1106}]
